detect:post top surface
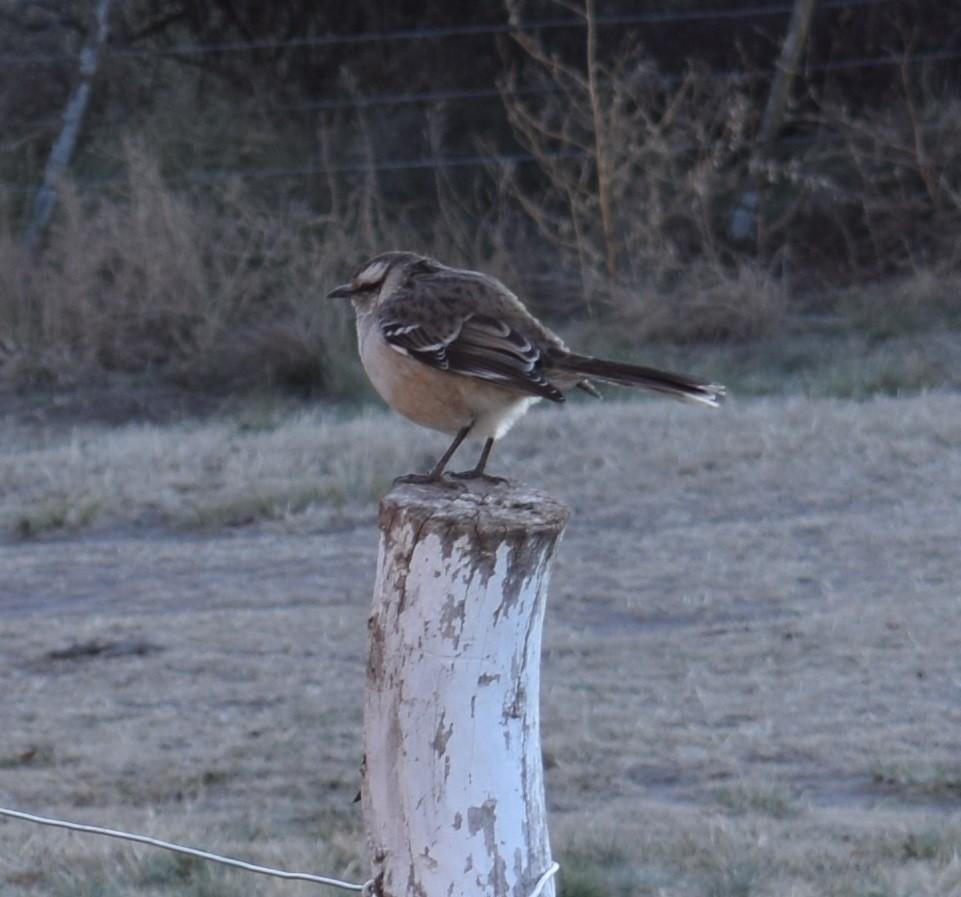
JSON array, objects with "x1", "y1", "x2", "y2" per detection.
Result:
[{"x1": 380, "y1": 478, "x2": 571, "y2": 535}]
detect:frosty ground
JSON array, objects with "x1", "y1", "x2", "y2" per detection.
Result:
[{"x1": 1, "y1": 392, "x2": 960, "y2": 896}]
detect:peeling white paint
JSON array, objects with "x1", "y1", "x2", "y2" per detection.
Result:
[{"x1": 363, "y1": 485, "x2": 568, "y2": 897}]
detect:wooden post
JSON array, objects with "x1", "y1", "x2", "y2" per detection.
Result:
[
  {"x1": 23, "y1": 0, "x2": 112, "y2": 254},
  {"x1": 362, "y1": 480, "x2": 570, "y2": 897},
  {"x1": 757, "y1": 0, "x2": 820, "y2": 149},
  {"x1": 730, "y1": 0, "x2": 819, "y2": 242}
]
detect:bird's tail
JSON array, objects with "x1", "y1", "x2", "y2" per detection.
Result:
[{"x1": 555, "y1": 353, "x2": 725, "y2": 407}]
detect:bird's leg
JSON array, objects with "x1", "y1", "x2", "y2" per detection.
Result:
[
  {"x1": 451, "y1": 437, "x2": 507, "y2": 483},
  {"x1": 457, "y1": 436, "x2": 494, "y2": 477},
  {"x1": 394, "y1": 424, "x2": 472, "y2": 485}
]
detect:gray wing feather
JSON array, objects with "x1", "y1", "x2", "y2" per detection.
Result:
[{"x1": 378, "y1": 274, "x2": 565, "y2": 402}]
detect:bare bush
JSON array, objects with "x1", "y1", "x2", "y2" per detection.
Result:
[
  {"x1": 3, "y1": 7, "x2": 959, "y2": 391},
  {"x1": 501, "y1": 0, "x2": 961, "y2": 340},
  {"x1": 0, "y1": 108, "x2": 540, "y2": 393},
  {"x1": 0, "y1": 141, "x2": 376, "y2": 392},
  {"x1": 500, "y1": 0, "x2": 785, "y2": 338},
  {"x1": 754, "y1": 86, "x2": 961, "y2": 287},
  {"x1": 636, "y1": 259, "x2": 787, "y2": 343}
]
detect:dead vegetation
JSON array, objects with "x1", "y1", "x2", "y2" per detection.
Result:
[
  {"x1": 500, "y1": 0, "x2": 961, "y2": 334},
  {"x1": 502, "y1": 0, "x2": 770, "y2": 321},
  {"x1": 1, "y1": 3, "x2": 960, "y2": 394},
  {"x1": 0, "y1": 142, "x2": 364, "y2": 395}
]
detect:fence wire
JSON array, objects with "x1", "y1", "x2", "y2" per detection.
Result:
[
  {"x1": 0, "y1": 0, "x2": 904, "y2": 66},
  {"x1": 1, "y1": 1, "x2": 956, "y2": 197}
]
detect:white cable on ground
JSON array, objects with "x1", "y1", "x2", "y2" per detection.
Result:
[{"x1": 0, "y1": 806, "x2": 367, "y2": 890}]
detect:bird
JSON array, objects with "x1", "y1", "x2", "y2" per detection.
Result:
[{"x1": 329, "y1": 251, "x2": 724, "y2": 483}]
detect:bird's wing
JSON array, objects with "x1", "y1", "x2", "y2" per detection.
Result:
[{"x1": 378, "y1": 275, "x2": 565, "y2": 402}]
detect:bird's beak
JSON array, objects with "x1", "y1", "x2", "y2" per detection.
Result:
[{"x1": 327, "y1": 283, "x2": 353, "y2": 299}]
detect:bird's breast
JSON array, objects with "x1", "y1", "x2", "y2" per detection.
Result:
[{"x1": 357, "y1": 323, "x2": 539, "y2": 439}]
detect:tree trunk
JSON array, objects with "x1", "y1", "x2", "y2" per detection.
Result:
[{"x1": 362, "y1": 480, "x2": 570, "y2": 897}]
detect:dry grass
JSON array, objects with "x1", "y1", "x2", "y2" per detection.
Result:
[
  {"x1": 836, "y1": 268, "x2": 961, "y2": 340},
  {"x1": 0, "y1": 406, "x2": 418, "y2": 537},
  {"x1": 1, "y1": 323, "x2": 960, "y2": 541},
  {"x1": 3, "y1": 4, "x2": 961, "y2": 393},
  {"x1": 2, "y1": 392, "x2": 961, "y2": 895},
  {"x1": 0, "y1": 142, "x2": 370, "y2": 395},
  {"x1": 0, "y1": 133, "x2": 537, "y2": 397},
  {"x1": 626, "y1": 260, "x2": 787, "y2": 343},
  {"x1": 4, "y1": 68, "x2": 961, "y2": 393}
]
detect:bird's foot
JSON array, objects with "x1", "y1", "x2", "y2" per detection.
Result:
[
  {"x1": 449, "y1": 469, "x2": 509, "y2": 485},
  {"x1": 393, "y1": 472, "x2": 466, "y2": 490}
]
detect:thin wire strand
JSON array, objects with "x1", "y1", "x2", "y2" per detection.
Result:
[
  {"x1": 529, "y1": 861, "x2": 560, "y2": 897},
  {"x1": 0, "y1": 805, "x2": 560, "y2": 897},
  {"x1": 6, "y1": 44, "x2": 959, "y2": 146},
  {"x1": 0, "y1": 806, "x2": 367, "y2": 890},
  {"x1": 7, "y1": 41, "x2": 958, "y2": 153},
  {"x1": 0, "y1": 0, "x2": 904, "y2": 65}
]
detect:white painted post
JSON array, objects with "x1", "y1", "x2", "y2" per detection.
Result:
[{"x1": 362, "y1": 480, "x2": 570, "y2": 897}]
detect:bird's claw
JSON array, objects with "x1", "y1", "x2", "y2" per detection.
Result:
[
  {"x1": 393, "y1": 473, "x2": 466, "y2": 490},
  {"x1": 449, "y1": 470, "x2": 509, "y2": 485}
]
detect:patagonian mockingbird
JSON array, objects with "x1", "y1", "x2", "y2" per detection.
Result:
[{"x1": 329, "y1": 251, "x2": 725, "y2": 483}]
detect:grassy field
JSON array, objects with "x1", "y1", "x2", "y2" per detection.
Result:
[{"x1": 1, "y1": 386, "x2": 961, "y2": 896}]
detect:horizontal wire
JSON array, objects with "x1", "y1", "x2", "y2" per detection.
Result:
[
  {"x1": 0, "y1": 149, "x2": 585, "y2": 195},
  {"x1": 184, "y1": 47, "x2": 961, "y2": 117},
  {"x1": 0, "y1": 806, "x2": 367, "y2": 890},
  {"x1": 0, "y1": 805, "x2": 560, "y2": 897},
  {"x1": 0, "y1": 4, "x2": 954, "y2": 193},
  {"x1": 0, "y1": 0, "x2": 904, "y2": 66},
  {"x1": 2, "y1": 104, "x2": 955, "y2": 194},
  {"x1": 5, "y1": 45, "x2": 955, "y2": 151}
]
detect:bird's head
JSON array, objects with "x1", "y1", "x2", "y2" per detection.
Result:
[{"x1": 328, "y1": 251, "x2": 441, "y2": 311}]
